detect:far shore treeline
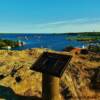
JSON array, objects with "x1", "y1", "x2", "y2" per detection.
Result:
[
  {"x1": 0, "y1": 32, "x2": 100, "y2": 35},
  {"x1": 66, "y1": 32, "x2": 100, "y2": 42}
]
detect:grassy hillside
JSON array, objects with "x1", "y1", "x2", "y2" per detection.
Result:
[{"x1": 0, "y1": 48, "x2": 100, "y2": 99}]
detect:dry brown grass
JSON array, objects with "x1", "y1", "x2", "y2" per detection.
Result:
[{"x1": 0, "y1": 48, "x2": 100, "y2": 100}]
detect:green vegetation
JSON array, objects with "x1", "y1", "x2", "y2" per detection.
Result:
[
  {"x1": 0, "y1": 39, "x2": 18, "y2": 49},
  {"x1": 88, "y1": 44, "x2": 100, "y2": 53},
  {"x1": 67, "y1": 32, "x2": 100, "y2": 42},
  {"x1": 63, "y1": 45, "x2": 74, "y2": 52},
  {"x1": 77, "y1": 32, "x2": 100, "y2": 36}
]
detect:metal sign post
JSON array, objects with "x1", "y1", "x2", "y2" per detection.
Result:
[
  {"x1": 30, "y1": 52, "x2": 72, "y2": 100},
  {"x1": 42, "y1": 74, "x2": 60, "y2": 100}
]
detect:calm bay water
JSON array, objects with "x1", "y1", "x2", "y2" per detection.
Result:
[{"x1": 0, "y1": 34, "x2": 86, "y2": 51}]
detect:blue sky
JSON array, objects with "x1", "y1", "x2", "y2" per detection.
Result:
[{"x1": 0, "y1": 0, "x2": 100, "y2": 33}]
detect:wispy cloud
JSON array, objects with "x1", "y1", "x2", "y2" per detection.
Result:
[
  {"x1": 32, "y1": 17, "x2": 100, "y2": 33},
  {"x1": 1, "y1": 17, "x2": 100, "y2": 33},
  {"x1": 34, "y1": 17, "x2": 100, "y2": 27}
]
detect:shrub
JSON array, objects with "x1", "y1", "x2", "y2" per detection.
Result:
[{"x1": 63, "y1": 46, "x2": 74, "y2": 52}]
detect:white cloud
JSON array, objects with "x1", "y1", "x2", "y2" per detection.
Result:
[
  {"x1": 34, "y1": 17, "x2": 100, "y2": 27},
  {"x1": 32, "y1": 17, "x2": 100, "y2": 33},
  {"x1": 1, "y1": 17, "x2": 100, "y2": 33}
]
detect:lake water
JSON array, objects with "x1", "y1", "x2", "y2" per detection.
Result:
[{"x1": 0, "y1": 34, "x2": 87, "y2": 51}]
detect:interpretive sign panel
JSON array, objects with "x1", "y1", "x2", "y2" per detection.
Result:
[{"x1": 31, "y1": 52, "x2": 72, "y2": 77}]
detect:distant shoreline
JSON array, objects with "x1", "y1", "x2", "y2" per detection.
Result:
[{"x1": 0, "y1": 32, "x2": 100, "y2": 34}]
